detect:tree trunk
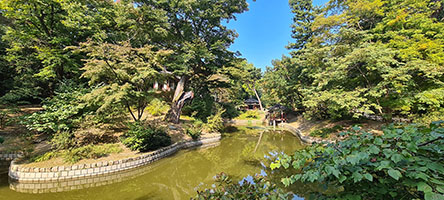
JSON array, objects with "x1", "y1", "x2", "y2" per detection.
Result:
[
  {"x1": 247, "y1": 82, "x2": 264, "y2": 111},
  {"x1": 165, "y1": 76, "x2": 193, "y2": 124},
  {"x1": 253, "y1": 87, "x2": 264, "y2": 111}
]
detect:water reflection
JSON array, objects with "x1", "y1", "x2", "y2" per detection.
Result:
[{"x1": 1, "y1": 127, "x2": 305, "y2": 200}]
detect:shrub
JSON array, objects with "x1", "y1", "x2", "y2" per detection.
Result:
[
  {"x1": 0, "y1": 136, "x2": 4, "y2": 144},
  {"x1": 121, "y1": 122, "x2": 171, "y2": 152},
  {"x1": 0, "y1": 110, "x2": 7, "y2": 128},
  {"x1": 220, "y1": 102, "x2": 240, "y2": 119},
  {"x1": 271, "y1": 121, "x2": 444, "y2": 199},
  {"x1": 205, "y1": 106, "x2": 225, "y2": 133},
  {"x1": 74, "y1": 128, "x2": 118, "y2": 146},
  {"x1": 309, "y1": 125, "x2": 343, "y2": 138},
  {"x1": 182, "y1": 95, "x2": 214, "y2": 121},
  {"x1": 23, "y1": 81, "x2": 90, "y2": 134},
  {"x1": 0, "y1": 86, "x2": 41, "y2": 105},
  {"x1": 236, "y1": 110, "x2": 261, "y2": 120},
  {"x1": 50, "y1": 131, "x2": 75, "y2": 150},
  {"x1": 63, "y1": 144, "x2": 122, "y2": 163},
  {"x1": 32, "y1": 144, "x2": 122, "y2": 163},
  {"x1": 186, "y1": 120, "x2": 203, "y2": 140},
  {"x1": 0, "y1": 108, "x2": 19, "y2": 128},
  {"x1": 194, "y1": 172, "x2": 291, "y2": 199},
  {"x1": 146, "y1": 98, "x2": 170, "y2": 116}
]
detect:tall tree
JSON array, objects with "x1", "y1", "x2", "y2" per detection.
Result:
[
  {"x1": 264, "y1": 0, "x2": 444, "y2": 122},
  {"x1": 0, "y1": 0, "x2": 118, "y2": 102},
  {"x1": 237, "y1": 60, "x2": 264, "y2": 111},
  {"x1": 80, "y1": 41, "x2": 172, "y2": 121},
  {"x1": 287, "y1": 0, "x2": 318, "y2": 50},
  {"x1": 135, "y1": 0, "x2": 249, "y2": 123}
]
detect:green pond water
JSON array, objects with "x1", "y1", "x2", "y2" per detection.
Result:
[{"x1": 0, "y1": 127, "x2": 305, "y2": 200}]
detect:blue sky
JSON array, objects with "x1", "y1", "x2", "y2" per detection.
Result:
[{"x1": 226, "y1": 0, "x2": 329, "y2": 70}]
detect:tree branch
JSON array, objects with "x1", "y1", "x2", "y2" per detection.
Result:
[{"x1": 418, "y1": 137, "x2": 443, "y2": 147}]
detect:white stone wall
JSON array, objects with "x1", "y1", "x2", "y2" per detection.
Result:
[
  {"x1": 8, "y1": 136, "x2": 221, "y2": 183},
  {"x1": 0, "y1": 152, "x2": 22, "y2": 161}
]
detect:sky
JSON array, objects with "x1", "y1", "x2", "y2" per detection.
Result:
[{"x1": 225, "y1": 0, "x2": 329, "y2": 70}]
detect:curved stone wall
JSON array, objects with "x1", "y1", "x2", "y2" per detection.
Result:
[
  {"x1": 8, "y1": 136, "x2": 221, "y2": 183},
  {"x1": 0, "y1": 152, "x2": 22, "y2": 171},
  {"x1": 9, "y1": 142, "x2": 221, "y2": 194},
  {"x1": 0, "y1": 152, "x2": 22, "y2": 161}
]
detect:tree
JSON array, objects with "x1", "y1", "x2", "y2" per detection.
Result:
[
  {"x1": 287, "y1": 0, "x2": 318, "y2": 50},
  {"x1": 236, "y1": 60, "x2": 264, "y2": 110},
  {"x1": 134, "y1": 0, "x2": 249, "y2": 123},
  {"x1": 80, "y1": 41, "x2": 172, "y2": 121},
  {"x1": 263, "y1": 0, "x2": 444, "y2": 122},
  {"x1": 0, "y1": 0, "x2": 120, "y2": 103}
]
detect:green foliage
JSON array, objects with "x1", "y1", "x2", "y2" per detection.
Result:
[
  {"x1": 146, "y1": 98, "x2": 170, "y2": 117},
  {"x1": 0, "y1": 0, "x2": 120, "y2": 102},
  {"x1": 50, "y1": 131, "x2": 75, "y2": 150},
  {"x1": 263, "y1": 0, "x2": 444, "y2": 121},
  {"x1": 0, "y1": 136, "x2": 4, "y2": 144},
  {"x1": 22, "y1": 81, "x2": 90, "y2": 134},
  {"x1": 309, "y1": 125, "x2": 343, "y2": 138},
  {"x1": 220, "y1": 102, "x2": 240, "y2": 120},
  {"x1": 182, "y1": 95, "x2": 214, "y2": 122},
  {"x1": 33, "y1": 144, "x2": 122, "y2": 163},
  {"x1": 186, "y1": 120, "x2": 203, "y2": 140},
  {"x1": 205, "y1": 106, "x2": 225, "y2": 133},
  {"x1": 194, "y1": 173, "x2": 291, "y2": 200},
  {"x1": 80, "y1": 41, "x2": 172, "y2": 122},
  {"x1": 271, "y1": 122, "x2": 444, "y2": 199},
  {"x1": 0, "y1": 110, "x2": 8, "y2": 128},
  {"x1": 121, "y1": 122, "x2": 171, "y2": 152},
  {"x1": 236, "y1": 110, "x2": 262, "y2": 120},
  {"x1": 63, "y1": 144, "x2": 122, "y2": 163}
]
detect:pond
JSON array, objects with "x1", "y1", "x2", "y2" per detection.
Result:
[{"x1": 0, "y1": 127, "x2": 305, "y2": 200}]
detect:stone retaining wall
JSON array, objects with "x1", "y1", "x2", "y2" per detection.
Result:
[
  {"x1": 0, "y1": 151, "x2": 22, "y2": 161},
  {"x1": 9, "y1": 136, "x2": 221, "y2": 183}
]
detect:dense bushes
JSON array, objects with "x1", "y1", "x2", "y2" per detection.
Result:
[
  {"x1": 220, "y1": 102, "x2": 240, "y2": 119},
  {"x1": 50, "y1": 131, "x2": 75, "y2": 150},
  {"x1": 121, "y1": 122, "x2": 171, "y2": 152},
  {"x1": 205, "y1": 106, "x2": 225, "y2": 133},
  {"x1": 182, "y1": 95, "x2": 214, "y2": 121},
  {"x1": 186, "y1": 120, "x2": 203, "y2": 140},
  {"x1": 23, "y1": 82, "x2": 90, "y2": 134},
  {"x1": 236, "y1": 110, "x2": 262, "y2": 120},
  {"x1": 146, "y1": 98, "x2": 170, "y2": 116},
  {"x1": 271, "y1": 121, "x2": 444, "y2": 199}
]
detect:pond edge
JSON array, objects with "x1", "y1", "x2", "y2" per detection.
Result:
[
  {"x1": 279, "y1": 123, "x2": 333, "y2": 144},
  {"x1": 7, "y1": 135, "x2": 221, "y2": 183}
]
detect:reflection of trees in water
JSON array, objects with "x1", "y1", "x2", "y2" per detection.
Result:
[{"x1": 4, "y1": 129, "x2": 305, "y2": 199}]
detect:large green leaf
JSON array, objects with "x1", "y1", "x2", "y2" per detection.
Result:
[
  {"x1": 418, "y1": 182, "x2": 433, "y2": 193},
  {"x1": 388, "y1": 169, "x2": 402, "y2": 180},
  {"x1": 425, "y1": 192, "x2": 444, "y2": 200}
]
